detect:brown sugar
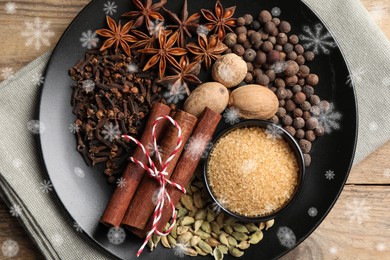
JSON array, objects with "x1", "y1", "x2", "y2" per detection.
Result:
[{"x1": 207, "y1": 126, "x2": 299, "y2": 217}]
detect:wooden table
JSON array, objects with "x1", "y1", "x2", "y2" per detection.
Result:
[{"x1": 0, "y1": 0, "x2": 389, "y2": 259}]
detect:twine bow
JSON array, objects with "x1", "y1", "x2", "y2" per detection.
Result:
[{"x1": 122, "y1": 115, "x2": 186, "y2": 257}]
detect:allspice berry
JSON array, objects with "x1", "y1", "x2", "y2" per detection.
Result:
[
  {"x1": 304, "y1": 51, "x2": 315, "y2": 61},
  {"x1": 285, "y1": 100, "x2": 296, "y2": 112},
  {"x1": 285, "y1": 75, "x2": 298, "y2": 86},
  {"x1": 276, "y1": 88, "x2": 287, "y2": 100},
  {"x1": 224, "y1": 33, "x2": 237, "y2": 48},
  {"x1": 303, "y1": 154, "x2": 311, "y2": 167},
  {"x1": 306, "y1": 74, "x2": 319, "y2": 86},
  {"x1": 243, "y1": 14, "x2": 253, "y2": 25},
  {"x1": 237, "y1": 17, "x2": 246, "y2": 26},
  {"x1": 282, "y1": 115, "x2": 293, "y2": 126},
  {"x1": 261, "y1": 41, "x2": 273, "y2": 52},
  {"x1": 306, "y1": 117, "x2": 319, "y2": 130},
  {"x1": 298, "y1": 65, "x2": 310, "y2": 78},
  {"x1": 285, "y1": 126, "x2": 296, "y2": 136},
  {"x1": 300, "y1": 101, "x2": 311, "y2": 111},
  {"x1": 284, "y1": 60, "x2": 299, "y2": 77},
  {"x1": 310, "y1": 95, "x2": 321, "y2": 105},
  {"x1": 250, "y1": 32, "x2": 262, "y2": 44},
  {"x1": 289, "y1": 35, "x2": 299, "y2": 45},
  {"x1": 264, "y1": 21, "x2": 278, "y2": 36},
  {"x1": 267, "y1": 50, "x2": 280, "y2": 64},
  {"x1": 258, "y1": 10, "x2": 272, "y2": 24},
  {"x1": 293, "y1": 117, "x2": 305, "y2": 129},
  {"x1": 255, "y1": 51, "x2": 267, "y2": 64},
  {"x1": 305, "y1": 130, "x2": 316, "y2": 142},
  {"x1": 276, "y1": 107, "x2": 287, "y2": 118},
  {"x1": 255, "y1": 74, "x2": 270, "y2": 86},
  {"x1": 293, "y1": 92, "x2": 306, "y2": 104},
  {"x1": 244, "y1": 49, "x2": 257, "y2": 62},
  {"x1": 237, "y1": 33, "x2": 247, "y2": 44},
  {"x1": 295, "y1": 129, "x2": 305, "y2": 139},
  {"x1": 233, "y1": 44, "x2": 245, "y2": 56},
  {"x1": 278, "y1": 21, "x2": 291, "y2": 33},
  {"x1": 299, "y1": 139, "x2": 312, "y2": 153},
  {"x1": 315, "y1": 126, "x2": 325, "y2": 137}
]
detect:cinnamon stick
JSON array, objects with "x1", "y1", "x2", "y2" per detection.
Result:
[
  {"x1": 100, "y1": 103, "x2": 171, "y2": 227},
  {"x1": 132, "y1": 108, "x2": 221, "y2": 237},
  {"x1": 121, "y1": 110, "x2": 198, "y2": 230}
]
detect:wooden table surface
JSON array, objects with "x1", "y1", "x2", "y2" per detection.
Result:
[{"x1": 0, "y1": 0, "x2": 389, "y2": 259}]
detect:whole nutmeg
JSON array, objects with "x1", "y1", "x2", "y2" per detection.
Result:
[
  {"x1": 306, "y1": 74, "x2": 319, "y2": 86},
  {"x1": 212, "y1": 54, "x2": 247, "y2": 88},
  {"x1": 267, "y1": 50, "x2": 280, "y2": 64},
  {"x1": 299, "y1": 139, "x2": 312, "y2": 153}
]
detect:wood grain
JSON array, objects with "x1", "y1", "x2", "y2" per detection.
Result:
[{"x1": 0, "y1": 0, "x2": 389, "y2": 259}]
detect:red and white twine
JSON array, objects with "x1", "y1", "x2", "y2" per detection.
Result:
[{"x1": 122, "y1": 115, "x2": 186, "y2": 257}]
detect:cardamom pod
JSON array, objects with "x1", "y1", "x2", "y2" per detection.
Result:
[
  {"x1": 249, "y1": 231, "x2": 263, "y2": 244},
  {"x1": 227, "y1": 236, "x2": 238, "y2": 247},
  {"x1": 190, "y1": 235, "x2": 201, "y2": 247},
  {"x1": 195, "y1": 209, "x2": 207, "y2": 220},
  {"x1": 193, "y1": 192, "x2": 205, "y2": 208},
  {"x1": 265, "y1": 219, "x2": 274, "y2": 230},
  {"x1": 211, "y1": 221, "x2": 222, "y2": 235},
  {"x1": 198, "y1": 240, "x2": 213, "y2": 254},
  {"x1": 181, "y1": 216, "x2": 195, "y2": 226},
  {"x1": 167, "y1": 235, "x2": 176, "y2": 247},
  {"x1": 194, "y1": 229, "x2": 211, "y2": 239},
  {"x1": 181, "y1": 194, "x2": 195, "y2": 211},
  {"x1": 171, "y1": 223, "x2": 177, "y2": 238},
  {"x1": 232, "y1": 231, "x2": 249, "y2": 241},
  {"x1": 216, "y1": 213, "x2": 225, "y2": 227},
  {"x1": 192, "y1": 180, "x2": 204, "y2": 189},
  {"x1": 147, "y1": 239, "x2": 154, "y2": 251},
  {"x1": 259, "y1": 222, "x2": 265, "y2": 230},
  {"x1": 219, "y1": 233, "x2": 229, "y2": 247},
  {"x1": 223, "y1": 225, "x2": 233, "y2": 235},
  {"x1": 245, "y1": 223, "x2": 259, "y2": 232},
  {"x1": 201, "y1": 221, "x2": 211, "y2": 233},
  {"x1": 224, "y1": 217, "x2": 237, "y2": 226},
  {"x1": 217, "y1": 244, "x2": 228, "y2": 254},
  {"x1": 161, "y1": 236, "x2": 171, "y2": 248},
  {"x1": 194, "y1": 246, "x2": 208, "y2": 256},
  {"x1": 194, "y1": 219, "x2": 204, "y2": 232},
  {"x1": 190, "y1": 185, "x2": 199, "y2": 193},
  {"x1": 232, "y1": 223, "x2": 249, "y2": 233},
  {"x1": 237, "y1": 241, "x2": 250, "y2": 250},
  {"x1": 207, "y1": 209, "x2": 216, "y2": 222},
  {"x1": 152, "y1": 234, "x2": 161, "y2": 249},
  {"x1": 229, "y1": 247, "x2": 244, "y2": 257},
  {"x1": 177, "y1": 226, "x2": 189, "y2": 235},
  {"x1": 206, "y1": 237, "x2": 220, "y2": 247},
  {"x1": 177, "y1": 231, "x2": 193, "y2": 244},
  {"x1": 184, "y1": 247, "x2": 198, "y2": 256},
  {"x1": 213, "y1": 247, "x2": 224, "y2": 260},
  {"x1": 177, "y1": 207, "x2": 189, "y2": 218}
]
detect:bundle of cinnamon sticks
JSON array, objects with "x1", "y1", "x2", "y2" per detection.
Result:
[{"x1": 101, "y1": 103, "x2": 221, "y2": 237}]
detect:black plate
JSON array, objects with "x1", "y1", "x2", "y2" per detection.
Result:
[{"x1": 39, "y1": 0, "x2": 357, "y2": 259}]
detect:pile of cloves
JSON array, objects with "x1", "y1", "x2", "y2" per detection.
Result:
[{"x1": 69, "y1": 49, "x2": 162, "y2": 180}]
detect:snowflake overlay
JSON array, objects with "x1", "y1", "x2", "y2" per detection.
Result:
[
  {"x1": 101, "y1": 123, "x2": 121, "y2": 142},
  {"x1": 223, "y1": 107, "x2": 240, "y2": 125},
  {"x1": 173, "y1": 243, "x2": 188, "y2": 258},
  {"x1": 31, "y1": 72, "x2": 45, "y2": 86},
  {"x1": 277, "y1": 226, "x2": 296, "y2": 248},
  {"x1": 82, "y1": 79, "x2": 95, "y2": 93},
  {"x1": 152, "y1": 188, "x2": 163, "y2": 206},
  {"x1": 103, "y1": 1, "x2": 117, "y2": 15},
  {"x1": 329, "y1": 246, "x2": 338, "y2": 254},
  {"x1": 163, "y1": 85, "x2": 187, "y2": 104},
  {"x1": 369, "y1": 121, "x2": 378, "y2": 132},
  {"x1": 9, "y1": 204, "x2": 22, "y2": 217},
  {"x1": 344, "y1": 198, "x2": 370, "y2": 225},
  {"x1": 197, "y1": 25, "x2": 210, "y2": 36},
  {"x1": 74, "y1": 167, "x2": 85, "y2": 178},
  {"x1": 148, "y1": 20, "x2": 165, "y2": 37},
  {"x1": 211, "y1": 196, "x2": 228, "y2": 215},
  {"x1": 127, "y1": 63, "x2": 138, "y2": 74},
  {"x1": 384, "y1": 168, "x2": 390, "y2": 178},
  {"x1": 272, "y1": 61, "x2": 287, "y2": 74},
  {"x1": 308, "y1": 207, "x2": 318, "y2": 217},
  {"x1": 12, "y1": 158, "x2": 23, "y2": 169},
  {"x1": 316, "y1": 103, "x2": 341, "y2": 134},
  {"x1": 1, "y1": 67, "x2": 14, "y2": 81},
  {"x1": 69, "y1": 123, "x2": 80, "y2": 134},
  {"x1": 370, "y1": 5, "x2": 387, "y2": 24},
  {"x1": 325, "y1": 170, "x2": 335, "y2": 180},
  {"x1": 39, "y1": 179, "x2": 53, "y2": 193},
  {"x1": 5, "y1": 2, "x2": 17, "y2": 14},
  {"x1": 73, "y1": 222, "x2": 83, "y2": 232},
  {"x1": 345, "y1": 67, "x2": 365, "y2": 88},
  {"x1": 265, "y1": 124, "x2": 283, "y2": 141},
  {"x1": 146, "y1": 141, "x2": 163, "y2": 158},
  {"x1": 1, "y1": 239, "x2": 19, "y2": 258},
  {"x1": 116, "y1": 177, "x2": 127, "y2": 188},
  {"x1": 271, "y1": 7, "x2": 281, "y2": 17},
  {"x1": 80, "y1": 30, "x2": 99, "y2": 49},
  {"x1": 27, "y1": 120, "x2": 46, "y2": 134},
  {"x1": 107, "y1": 227, "x2": 126, "y2": 245},
  {"x1": 51, "y1": 233, "x2": 64, "y2": 247},
  {"x1": 376, "y1": 242, "x2": 386, "y2": 252},
  {"x1": 299, "y1": 24, "x2": 337, "y2": 55},
  {"x1": 240, "y1": 159, "x2": 258, "y2": 174},
  {"x1": 185, "y1": 134, "x2": 212, "y2": 160},
  {"x1": 382, "y1": 76, "x2": 390, "y2": 88},
  {"x1": 21, "y1": 17, "x2": 54, "y2": 51}
]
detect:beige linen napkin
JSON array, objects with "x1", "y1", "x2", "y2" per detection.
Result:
[{"x1": 0, "y1": 0, "x2": 389, "y2": 259}]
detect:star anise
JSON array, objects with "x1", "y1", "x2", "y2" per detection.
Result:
[
  {"x1": 187, "y1": 34, "x2": 228, "y2": 69},
  {"x1": 122, "y1": 0, "x2": 167, "y2": 31},
  {"x1": 159, "y1": 56, "x2": 201, "y2": 95},
  {"x1": 138, "y1": 29, "x2": 187, "y2": 78},
  {"x1": 163, "y1": 0, "x2": 201, "y2": 48},
  {"x1": 131, "y1": 30, "x2": 155, "y2": 49},
  {"x1": 201, "y1": 0, "x2": 237, "y2": 39},
  {"x1": 96, "y1": 16, "x2": 138, "y2": 56}
]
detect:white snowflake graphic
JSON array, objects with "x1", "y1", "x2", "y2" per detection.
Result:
[
  {"x1": 223, "y1": 107, "x2": 240, "y2": 125},
  {"x1": 277, "y1": 226, "x2": 296, "y2": 248},
  {"x1": 344, "y1": 198, "x2": 370, "y2": 225},
  {"x1": 103, "y1": 1, "x2": 117, "y2": 15},
  {"x1": 4, "y1": 2, "x2": 17, "y2": 14},
  {"x1": 1, "y1": 239, "x2": 19, "y2": 257},
  {"x1": 211, "y1": 196, "x2": 228, "y2": 215},
  {"x1": 12, "y1": 158, "x2": 23, "y2": 169},
  {"x1": 173, "y1": 243, "x2": 188, "y2": 258},
  {"x1": 197, "y1": 25, "x2": 210, "y2": 36},
  {"x1": 116, "y1": 177, "x2": 127, "y2": 188},
  {"x1": 369, "y1": 121, "x2": 378, "y2": 132},
  {"x1": 163, "y1": 85, "x2": 186, "y2": 104},
  {"x1": 325, "y1": 170, "x2": 335, "y2": 180},
  {"x1": 308, "y1": 207, "x2": 318, "y2": 217},
  {"x1": 271, "y1": 7, "x2": 281, "y2": 17},
  {"x1": 148, "y1": 20, "x2": 165, "y2": 37},
  {"x1": 31, "y1": 72, "x2": 45, "y2": 86},
  {"x1": 316, "y1": 103, "x2": 341, "y2": 134},
  {"x1": 299, "y1": 24, "x2": 337, "y2": 55},
  {"x1": 21, "y1": 17, "x2": 54, "y2": 51},
  {"x1": 382, "y1": 76, "x2": 390, "y2": 88},
  {"x1": 345, "y1": 67, "x2": 365, "y2": 88},
  {"x1": 370, "y1": 5, "x2": 387, "y2": 24},
  {"x1": 107, "y1": 227, "x2": 126, "y2": 245},
  {"x1": 9, "y1": 204, "x2": 22, "y2": 217},
  {"x1": 101, "y1": 123, "x2": 121, "y2": 142},
  {"x1": 271, "y1": 61, "x2": 287, "y2": 73},
  {"x1": 185, "y1": 134, "x2": 211, "y2": 160},
  {"x1": 51, "y1": 233, "x2": 64, "y2": 247},
  {"x1": 39, "y1": 179, "x2": 53, "y2": 193},
  {"x1": 127, "y1": 63, "x2": 138, "y2": 74},
  {"x1": 1, "y1": 67, "x2": 15, "y2": 81},
  {"x1": 74, "y1": 167, "x2": 85, "y2": 178},
  {"x1": 82, "y1": 79, "x2": 95, "y2": 93},
  {"x1": 329, "y1": 246, "x2": 338, "y2": 254},
  {"x1": 265, "y1": 124, "x2": 283, "y2": 141},
  {"x1": 145, "y1": 141, "x2": 163, "y2": 158},
  {"x1": 27, "y1": 120, "x2": 46, "y2": 134},
  {"x1": 69, "y1": 123, "x2": 80, "y2": 134},
  {"x1": 80, "y1": 30, "x2": 99, "y2": 49},
  {"x1": 383, "y1": 168, "x2": 390, "y2": 178},
  {"x1": 73, "y1": 222, "x2": 83, "y2": 232},
  {"x1": 240, "y1": 159, "x2": 258, "y2": 174},
  {"x1": 151, "y1": 188, "x2": 163, "y2": 206},
  {"x1": 376, "y1": 242, "x2": 386, "y2": 252}
]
